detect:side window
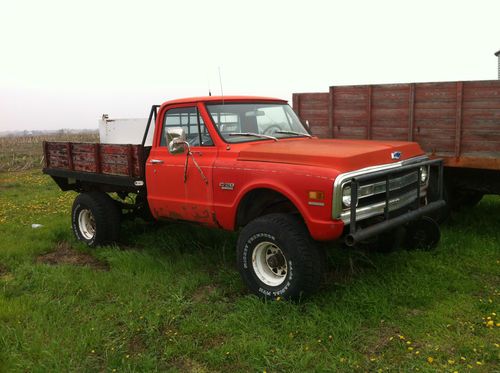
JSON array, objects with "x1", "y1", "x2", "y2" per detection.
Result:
[{"x1": 160, "y1": 107, "x2": 213, "y2": 147}]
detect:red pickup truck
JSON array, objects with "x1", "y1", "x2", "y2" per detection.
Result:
[{"x1": 43, "y1": 96, "x2": 445, "y2": 299}]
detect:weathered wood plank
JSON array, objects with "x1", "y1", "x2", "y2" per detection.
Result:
[
  {"x1": 310, "y1": 126, "x2": 330, "y2": 137},
  {"x1": 43, "y1": 141, "x2": 144, "y2": 177}
]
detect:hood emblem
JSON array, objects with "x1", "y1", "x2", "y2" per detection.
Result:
[{"x1": 391, "y1": 151, "x2": 402, "y2": 160}]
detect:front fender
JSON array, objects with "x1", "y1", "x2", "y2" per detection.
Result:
[{"x1": 213, "y1": 178, "x2": 344, "y2": 241}]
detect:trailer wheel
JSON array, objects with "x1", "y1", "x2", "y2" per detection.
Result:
[
  {"x1": 72, "y1": 192, "x2": 121, "y2": 247},
  {"x1": 237, "y1": 213, "x2": 323, "y2": 300},
  {"x1": 404, "y1": 216, "x2": 440, "y2": 251},
  {"x1": 365, "y1": 226, "x2": 406, "y2": 253},
  {"x1": 427, "y1": 170, "x2": 450, "y2": 223},
  {"x1": 454, "y1": 190, "x2": 484, "y2": 209}
]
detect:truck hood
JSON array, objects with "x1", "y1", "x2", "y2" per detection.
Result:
[{"x1": 237, "y1": 138, "x2": 424, "y2": 172}]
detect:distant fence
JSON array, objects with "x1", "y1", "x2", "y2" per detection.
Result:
[{"x1": 0, "y1": 132, "x2": 99, "y2": 172}]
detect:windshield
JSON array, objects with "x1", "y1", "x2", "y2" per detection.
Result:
[{"x1": 206, "y1": 102, "x2": 309, "y2": 143}]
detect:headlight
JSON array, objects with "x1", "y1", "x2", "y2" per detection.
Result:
[
  {"x1": 419, "y1": 166, "x2": 429, "y2": 184},
  {"x1": 342, "y1": 185, "x2": 356, "y2": 207}
]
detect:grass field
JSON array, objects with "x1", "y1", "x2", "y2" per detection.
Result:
[{"x1": 0, "y1": 169, "x2": 498, "y2": 372}]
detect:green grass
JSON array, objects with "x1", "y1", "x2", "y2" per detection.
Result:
[{"x1": 0, "y1": 170, "x2": 498, "y2": 372}]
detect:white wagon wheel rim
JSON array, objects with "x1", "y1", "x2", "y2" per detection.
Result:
[
  {"x1": 78, "y1": 209, "x2": 96, "y2": 240},
  {"x1": 252, "y1": 241, "x2": 288, "y2": 286}
]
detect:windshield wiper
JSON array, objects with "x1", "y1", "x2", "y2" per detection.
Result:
[
  {"x1": 228, "y1": 132, "x2": 278, "y2": 141},
  {"x1": 275, "y1": 130, "x2": 312, "y2": 138}
]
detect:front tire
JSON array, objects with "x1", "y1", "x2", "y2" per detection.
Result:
[
  {"x1": 237, "y1": 213, "x2": 323, "y2": 300},
  {"x1": 71, "y1": 192, "x2": 121, "y2": 247}
]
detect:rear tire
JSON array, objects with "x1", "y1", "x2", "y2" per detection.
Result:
[
  {"x1": 71, "y1": 192, "x2": 121, "y2": 247},
  {"x1": 237, "y1": 213, "x2": 323, "y2": 300}
]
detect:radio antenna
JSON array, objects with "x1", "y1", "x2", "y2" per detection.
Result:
[{"x1": 218, "y1": 66, "x2": 224, "y2": 104}]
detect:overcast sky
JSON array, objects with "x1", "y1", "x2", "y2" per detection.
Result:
[{"x1": 0, "y1": 0, "x2": 499, "y2": 131}]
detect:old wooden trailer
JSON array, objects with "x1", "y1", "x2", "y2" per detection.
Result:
[{"x1": 293, "y1": 80, "x2": 500, "y2": 208}]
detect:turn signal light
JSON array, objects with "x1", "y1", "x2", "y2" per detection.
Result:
[{"x1": 308, "y1": 191, "x2": 325, "y2": 201}]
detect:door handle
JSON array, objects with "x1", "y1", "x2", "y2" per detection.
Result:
[{"x1": 149, "y1": 159, "x2": 164, "y2": 164}]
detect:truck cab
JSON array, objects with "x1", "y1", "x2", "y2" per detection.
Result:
[{"x1": 43, "y1": 96, "x2": 445, "y2": 300}]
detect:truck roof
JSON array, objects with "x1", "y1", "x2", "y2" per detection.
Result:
[{"x1": 161, "y1": 95, "x2": 287, "y2": 106}]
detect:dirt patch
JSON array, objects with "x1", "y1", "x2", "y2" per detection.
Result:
[
  {"x1": 0, "y1": 263, "x2": 7, "y2": 276},
  {"x1": 0, "y1": 263, "x2": 12, "y2": 280},
  {"x1": 406, "y1": 308, "x2": 424, "y2": 317},
  {"x1": 202, "y1": 334, "x2": 227, "y2": 350},
  {"x1": 0, "y1": 263, "x2": 13, "y2": 281},
  {"x1": 168, "y1": 357, "x2": 208, "y2": 373},
  {"x1": 192, "y1": 284, "x2": 218, "y2": 302},
  {"x1": 36, "y1": 241, "x2": 109, "y2": 270},
  {"x1": 360, "y1": 325, "x2": 402, "y2": 356},
  {"x1": 127, "y1": 334, "x2": 147, "y2": 355}
]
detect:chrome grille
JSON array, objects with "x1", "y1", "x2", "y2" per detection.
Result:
[{"x1": 332, "y1": 157, "x2": 429, "y2": 224}]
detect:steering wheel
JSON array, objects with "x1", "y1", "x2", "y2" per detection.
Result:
[{"x1": 263, "y1": 125, "x2": 281, "y2": 135}]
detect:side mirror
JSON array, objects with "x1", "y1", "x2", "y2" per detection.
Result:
[{"x1": 166, "y1": 127, "x2": 187, "y2": 154}]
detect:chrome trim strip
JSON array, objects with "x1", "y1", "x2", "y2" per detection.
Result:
[
  {"x1": 332, "y1": 155, "x2": 428, "y2": 219},
  {"x1": 308, "y1": 201, "x2": 325, "y2": 206},
  {"x1": 357, "y1": 171, "x2": 418, "y2": 199}
]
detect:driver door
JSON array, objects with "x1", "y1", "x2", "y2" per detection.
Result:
[{"x1": 146, "y1": 104, "x2": 218, "y2": 226}]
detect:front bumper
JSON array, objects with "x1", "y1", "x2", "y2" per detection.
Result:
[{"x1": 342, "y1": 158, "x2": 445, "y2": 246}]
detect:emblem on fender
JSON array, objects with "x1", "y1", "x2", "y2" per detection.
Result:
[
  {"x1": 219, "y1": 182, "x2": 235, "y2": 190},
  {"x1": 391, "y1": 151, "x2": 402, "y2": 160}
]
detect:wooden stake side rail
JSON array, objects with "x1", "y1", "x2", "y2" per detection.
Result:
[
  {"x1": 43, "y1": 142, "x2": 144, "y2": 178},
  {"x1": 293, "y1": 80, "x2": 500, "y2": 171}
]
